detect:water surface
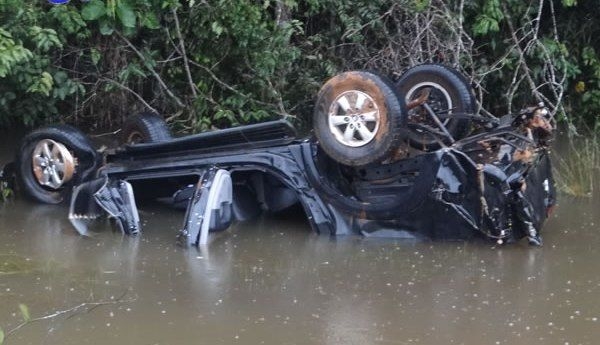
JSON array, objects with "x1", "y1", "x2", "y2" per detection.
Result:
[{"x1": 0, "y1": 135, "x2": 598, "y2": 345}]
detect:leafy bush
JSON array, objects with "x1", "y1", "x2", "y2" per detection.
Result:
[{"x1": 0, "y1": 0, "x2": 595, "y2": 132}]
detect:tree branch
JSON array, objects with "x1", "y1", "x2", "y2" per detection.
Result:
[
  {"x1": 100, "y1": 77, "x2": 158, "y2": 114},
  {"x1": 171, "y1": 7, "x2": 198, "y2": 98},
  {"x1": 115, "y1": 31, "x2": 185, "y2": 108}
]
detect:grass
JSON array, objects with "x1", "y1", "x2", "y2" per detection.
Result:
[{"x1": 554, "y1": 135, "x2": 600, "y2": 197}]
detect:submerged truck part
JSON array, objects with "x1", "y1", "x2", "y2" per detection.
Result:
[
  {"x1": 69, "y1": 177, "x2": 140, "y2": 236},
  {"x1": 64, "y1": 122, "x2": 554, "y2": 245},
  {"x1": 179, "y1": 168, "x2": 233, "y2": 246}
]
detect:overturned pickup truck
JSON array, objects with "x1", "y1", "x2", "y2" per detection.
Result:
[{"x1": 5, "y1": 64, "x2": 556, "y2": 246}]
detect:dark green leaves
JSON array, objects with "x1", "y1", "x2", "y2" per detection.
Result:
[
  {"x1": 82, "y1": 0, "x2": 106, "y2": 21},
  {"x1": 0, "y1": 28, "x2": 33, "y2": 77},
  {"x1": 141, "y1": 12, "x2": 160, "y2": 29},
  {"x1": 83, "y1": 0, "x2": 139, "y2": 30},
  {"x1": 116, "y1": 2, "x2": 136, "y2": 28},
  {"x1": 99, "y1": 18, "x2": 114, "y2": 35}
]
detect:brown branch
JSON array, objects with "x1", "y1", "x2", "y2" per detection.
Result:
[
  {"x1": 501, "y1": 2, "x2": 540, "y2": 102},
  {"x1": 171, "y1": 7, "x2": 198, "y2": 98},
  {"x1": 115, "y1": 31, "x2": 185, "y2": 108},
  {"x1": 100, "y1": 77, "x2": 158, "y2": 114}
]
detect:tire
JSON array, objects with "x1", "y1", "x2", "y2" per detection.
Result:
[
  {"x1": 120, "y1": 112, "x2": 171, "y2": 145},
  {"x1": 395, "y1": 64, "x2": 475, "y2": 151},
  {"x1": 313, "y1": 71, "x2": 407, "y2": 166},
  {"x1": 16, "y1": 125, "x2": 99, "y2": 204}
]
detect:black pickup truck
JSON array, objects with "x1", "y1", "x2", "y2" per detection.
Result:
[{"x1": 4, "y1": 64, "x2": 556, "y2": 246}]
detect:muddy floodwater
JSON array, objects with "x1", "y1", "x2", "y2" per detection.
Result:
[{"x1": 1, "y1": 136, "x2": 600, "y2": 345}]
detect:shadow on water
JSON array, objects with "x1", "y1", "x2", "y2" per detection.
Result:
[{"x1": 0, "y1": 133, "x2": 599, "y2": 344}]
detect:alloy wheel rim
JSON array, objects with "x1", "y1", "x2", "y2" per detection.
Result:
[
  {"x1": 32, "y1": 139, "x2": 75, "y2": 189},
  {"x1": 328, "y1": 90, "x2": 380, "y2": 147}
]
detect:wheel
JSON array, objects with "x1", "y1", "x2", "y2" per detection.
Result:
[
  {"x1": 120, "y1": 112, "x2": 171, "y2": 145},
  {"x1": 16, "y1": 125, "x2": 99, "y2": 204},
  {"x1": 395, "y1": 64, "x2": 476, "y2": 151},
  {"x1": 313, "y1": 71, "x2": 406, "y2": 166}
]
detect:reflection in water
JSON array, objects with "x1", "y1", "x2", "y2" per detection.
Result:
[{"x1": 0, "y1": 190, "x2": 599, "y2": 344}]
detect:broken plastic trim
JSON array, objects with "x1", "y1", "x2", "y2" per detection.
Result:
[
  {"x1": 69, "y1": 177, "x2": 140, "y2": 236},
  {"x1": 177, "y1": 168, "x2": 233, "y2": 246}
]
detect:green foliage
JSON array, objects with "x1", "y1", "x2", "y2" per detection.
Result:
[
  {"x1": 0, "y1": 28, "x2": 32, "y2": 78},
  {"x1": 548, "y1": 1, "x2": 600, "y2": 126},
  {"x1": 81, "y1": 0, "x2": 160, "y2": 35},
  {"x1": 29, "y1": 26, "x2": 62, "y2": 52},
  {"x1": 0, "y1": 2, "x2": 88, "y2": 126},
  {"x1": 0, "y1": 327, "x2": 4, "y2": 345},
  {"x1": 0, "y1": 0, "x2": 594, "y2": 132},
  {"x1": 26, "y1": 71, "x2": 54, "y2": 96},
  {"x1": 82, "y1": 0, "x2": 106, "y2": 21},
  {"x1": 49, "y1": 5, "x2": 88, "y2": 38},
  {"x1": 473, "y1": 0, "x2": 503, "y2": 36}
]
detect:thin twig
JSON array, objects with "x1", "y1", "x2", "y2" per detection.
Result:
[
  {"x1": 100, "y1": 77, "x2": 158, "y2": 114},
  {"x1": 5, "y1": 291, "x2": 136, "y2": 339},
  {"x1": 501, "y1": 2, "x2": 540, "y2": 102},
  {"x1": 115, "y1": 31, "x2": 185, "y2": 108},
  {"x1": 189, "y1": 60, "x2": 272, "y2": 108},
  {"x1": 171, "y1": 7, "x2": 198, "y2": 98}
]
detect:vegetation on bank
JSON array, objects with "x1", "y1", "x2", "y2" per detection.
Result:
[
  {"x1": 0, "y1": 0, "x2": 595, "y2": 131},
  {"x1": 555, "y1": 134, "x2": 600, "y2": 197}
]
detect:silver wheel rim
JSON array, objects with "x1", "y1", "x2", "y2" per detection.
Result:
[
  {"x1": 32, "y1": 139, "x2": 75, "y2": 189},
  {"x1": 405, "y1": 81, "x2": 453, "y2": 125},
  {"x1": 328, "y1": 90, "x2": 380, "y2": 147}
]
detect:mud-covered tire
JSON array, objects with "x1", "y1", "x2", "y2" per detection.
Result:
[
  {"x1": 16, "y1": 125, "x2": 99, "y2": 204},
  {"x1": 120, "y1": 112, "x2": 171, "y2": 145},
  {"x1": 395, "y1": 64, "x2": 475, "y2": 151},
  {"x1": 313, "y1": 71, "x2": 406, "y2": 166}
]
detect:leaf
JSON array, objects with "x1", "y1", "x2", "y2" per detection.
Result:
[
  {"x1": 99, "y1": 19, "x2": 114, "y2": 35},
  {"x1": 90, "y1": 48, "x2": 101, "y2": 65},
  {"x1": 122, "y1": 25, "x2": 137, "y2": 37},
  {"x1": 142, "y1": 12, "x2": 160, "y2": 30},
  {"x1": 26, "y1": 72, "x2": 54, "y2": 96},
  {"x1": 116, "y1": 2, "x2": 136, "y2": 28},
  {"x1": 0, "y1": 327, "x2": 4, "y2": 345},
  {"x1": 82, "y1": 0, "x2": 106, "y2": 21},
  {"x1": 19, "y1": 303, "x2": 30, "y2": 322},
  {"x1": 54, "y1": 71, "x2": 68, "y2": 84},
  {"x1": 211, "y1": 22, "x2": 223, "y2": 36}
]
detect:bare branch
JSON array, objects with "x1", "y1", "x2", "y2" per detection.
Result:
[
  {"x1": 100, "y1": 77, "x2": 158, "y2": 114},
  {"x1": 115, "y1": 30, "x2": 185, "y2": 108},
  {"x1": 5, "y1": 291, "x2": 136, "y2": 340},
  {"x1": 171, "y1": 7, "x2": 198, "y2": 98}
]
